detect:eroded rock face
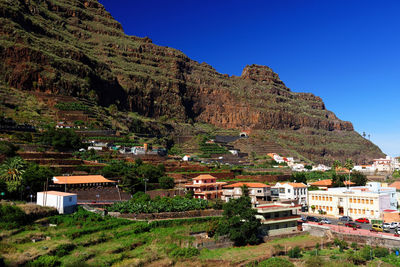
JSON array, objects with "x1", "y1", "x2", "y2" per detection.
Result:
[{"x1": 0, "y1": 0, "x2": 384, "y2": 162}]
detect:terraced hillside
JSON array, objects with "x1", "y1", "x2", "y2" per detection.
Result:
[{"x1": 0, "y1": 0, "x2": 385, "y2": 163}]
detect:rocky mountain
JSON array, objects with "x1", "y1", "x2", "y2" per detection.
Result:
[{"x1": 0, "y1": 0, "x2": 385, "y2": 163}]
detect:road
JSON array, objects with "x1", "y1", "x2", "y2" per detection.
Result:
[{"x1": 301, "y1": 213, "x2": 399, "y2": 235}]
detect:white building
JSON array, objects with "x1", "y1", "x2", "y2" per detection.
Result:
[
  {"x1": 273, "y1": 182, "x2": 308, "y2": 205},
  {"x1": 222, "y1": 182, "x2": 271, "y2": 203},
  {"x1": 308, "y1": 182, "x2": 397, "y2": 220},
  {"x1": 37, "y1": 191, "x2": 77, "y2": 214},
  {"x1": 312, "y1": 164, "x2": 331, "y2": 172}
]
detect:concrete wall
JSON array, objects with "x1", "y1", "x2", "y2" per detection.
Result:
[{"x1": 303, "y1": 223, "x2": 400, "y2": 248}]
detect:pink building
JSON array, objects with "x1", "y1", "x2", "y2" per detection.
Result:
[{"x1": 185, "y1": 174, "x2": 227, "y2": 200}]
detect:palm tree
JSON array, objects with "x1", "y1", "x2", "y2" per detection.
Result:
[
  {"x1": 344, "y1": 158, "x2": 354, "y2": 171},
  {"x1": 332, "y1": 160, "x2": 341, "y2": 170},
  {"x1": 0, "y1": 157, "x2": 26, "y2": 182}
]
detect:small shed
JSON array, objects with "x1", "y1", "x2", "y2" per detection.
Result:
[{"x1": 37, "y1": 191, "x2": 77, "y2": 214}]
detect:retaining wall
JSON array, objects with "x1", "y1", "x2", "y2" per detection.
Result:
[
  {"x1": 303, "y1": 223, "x2": 400, "y2": 248},
  {"x1": 111, "y1": 209, "x2": 223, "y2": 220}
]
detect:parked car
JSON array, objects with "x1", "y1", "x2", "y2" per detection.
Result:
[
  {"x1": 390, "y1": 222, "x2": 400, "y2": 229},
  {"x1": 320, "y1": 218, "x2": 332, "y2": 224},
  {"x1": 355, "y1": 218, "x2": 370, "y2": 224},
  {"x1": 383, "y1": 223, "x2": 391, "y2": 232},
  {"x1": 395, "y1": 228, "x2": 400, "y2": 235},
  {"x1": 306, "y1": 216, "x2": 320, "y2": 222},
  {"x1": 339, "y1": 216, "x2": 353, "y2": 222},
  {"x1": 345, "y1": 222, "x2": 361, "y2": 228},
  {"x1": 370, "y1": 224, "x2": 383, "y2": 232}
]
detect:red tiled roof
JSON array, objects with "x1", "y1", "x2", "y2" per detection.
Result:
[
  {"x1": 53, "y1": 175, "x2": 114, "y2": 185},
  {"x1": 224, "y1": 182, "x2": 270, "y2": 188},
  {"x1": 285, "y1": 182, "x2": 307, "y2": 188},
  {"x1": 193, "y1": 174, "x2": 217, "y2": 180},
  {"x1": 390, "y1": 181, "x2": 400, "y2": 190},
  {"x1": 310, "y1": 179, "x2": 355, "y2": 186}
]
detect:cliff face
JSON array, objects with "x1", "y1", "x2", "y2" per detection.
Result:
[{"x1": 0, "y1": 0, "x2": 385, "y2": 163}]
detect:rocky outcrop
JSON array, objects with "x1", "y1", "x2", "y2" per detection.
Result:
[{"x1": 0, "y1": 0, "x2": 385, "y2": 162}]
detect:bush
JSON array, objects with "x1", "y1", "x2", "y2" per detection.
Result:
[
  {"x1": 52, "y1": 244, "x2": 76, "y2": 257},
  {"x1": 305, "y1": 256, "x2": 324, "y2": 267},
  {"x1": 0, "y1": 204, "x2": 28, "y2": 229},
  {"x1": 28, "y1": 255, "x2": 60, "y2": 267},
  {"x1": 373, "y1": 246, "x2": 389, "y2": 258},
  {"x1": 258, "y1": 257, "x2": 294, "y2": 267},
  {"x1": 288, "y1": 246, "x2": 302, "y2": 258},
  {"x1": 158, "y1": 176, "x2": 174, "y2": 189},
  {"x1": 168, "y1": 246, "x2": 199, "y2": 259}
]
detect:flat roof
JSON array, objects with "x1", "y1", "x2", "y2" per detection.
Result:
[
  {"x1": 53, "y1": 175, "x2": 115, "y2": 185},
  {"x1": 38, "y1": 191, "x2": 77, "y2": 196}
]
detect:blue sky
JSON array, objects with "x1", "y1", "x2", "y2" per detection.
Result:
[{"x1": 100, "y1": 0, "x2": 400, "y2": 156}]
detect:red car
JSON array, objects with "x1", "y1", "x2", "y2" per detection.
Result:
[
  {"x1": 355, "y1": 218, "x2": 370, "y2": 224},
  {"x1": 345, "y1": 222, "x2": 361, "y2": 228}
]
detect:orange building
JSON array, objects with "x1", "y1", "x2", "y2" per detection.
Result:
[{"x1": 185, "y1": 174, "x2": 227, "y2": 200}]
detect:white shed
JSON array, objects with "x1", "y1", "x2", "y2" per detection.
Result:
[{"x1": 37, "y1": 191, "x2": 77, "y2": 214}]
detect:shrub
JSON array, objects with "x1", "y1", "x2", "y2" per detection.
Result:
[
  {"x1": 305, "y1": 256, "x2": 324, "y2": 267},
  {"x1": 288, "y1": 246, "x2": 302, "y2": 258},
  {"x1": 258, "y1": 257, "x2": 294, "y2": 267},
  {"x1": 168, "y1": 247, "x2": 199, "y2": 259},
  {"x1": 158, "y1": 176, "x2": 174, "y2": 189},
  {"x1": 0, "y1": 204, "x2": 28, "y2": 229},
  {"x1": 52, "y1": 244, "x2": 76, "y2": 257},
  {"x1": 28, "y1": 255, "x2": 60, "y2": 267},
  {"x1": 373, "y1": 246, "x2": 389, "y2": 258}
]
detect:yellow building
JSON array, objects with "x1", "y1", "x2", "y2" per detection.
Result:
[{"x1": 308, "y1": 182, "x2": 397, "y2": 220}]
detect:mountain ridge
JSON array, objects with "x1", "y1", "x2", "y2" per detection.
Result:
[{"x1": 0, "y1": 0, "x2": 384, "y2": 163}]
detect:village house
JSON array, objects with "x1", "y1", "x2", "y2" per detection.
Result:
[
  {"x1": 185, "y1": 174, "x2": 227, "y2": 200},
  {"x1": 273, "y1": 182, "x2": 308, "y2": 205},
  {"x1": 389, "y1": 181, "x2": 400, "y2": 207},
  {"x1": 255, "y1": 203, "x2": 301, "y2": 236},
  {"x1": 37, "y1": 191, "x2": 77, "y2": 214},
  {"x1": 222, "y1": 182, "x2": 271, "y2": 203},
  {"x1": 372, "y1": 156, "x2": 393, "y2": 172},
  {"x1": 308, "y1": 182, "x2": 397, "y2": 220}
]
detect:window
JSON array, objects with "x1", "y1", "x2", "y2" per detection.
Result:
[
  {"x1": 329, "y1": 197, "x2": 332, "y2": 201},
  {"x1": 288, "y1": 189, "x2": 291, "y2": 193},
  {"x1": 312, "y1": 196, "x2": 315, "y2": 200},
  {"x1": 371, "y1": 210, "x2": 374, "y2": 215},
  {"x1": 349, "y1": 198, "x2": 352, "y2": 203},
  {"x1": 330, "y1": 207, "x2": 333, "y2": 211},
  {"x1": 279, "y1": 188, "x2": 285, "y2": 193},
  {"x1": 366, "y1": 199, "x2": 369, "y2": 204},
  {"x1": 358, "y1": 199, "x2": 360, "y2": 204},
  {"x1": 322, "y1": 196, "x2": 325, "y2": 201},
  {"x1": 349, "y1": 208, "x2": 353, "y2": 213},
  {"x1": 69, "y1": 197, "x2": 72, "y2": 202},
  {"x1": 363, "y1": 209, "x2": 365, "y2": 214},
  {"x1": 257, "y1": 190, "x2": 262, "y2": 193},
  {"x1": 319, "y1": 196, "x2": 321, "y2": 201},
  {"x1": 362, "y1": 199, "x2": 365, "y2": 204},
  {"x1": 371, "y1": 199, "x2": 374, "y2": 204}
]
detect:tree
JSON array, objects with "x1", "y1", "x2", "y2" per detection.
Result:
[
  {"x1": 304, "y1": 165, "x2": 312, "y2": 170},
  {"x1": 344, "y1": 158, "x2": 354, "y2": 171},
  {"x1": 108, "y1": 104, "x2": 118, "y2": 115},
  {"x1": 288, "y1": 246, "x2": 302, "y2": 258},
  {"x1": 216, "y1": 185, "x2": 261, "y2": 246},
  {"x1": 290, "y1": 172, "x2": 307, "y2": 184},
  {"x1": 0, "y1": 141, "x2": 18, "y2": 158},
  {"x1": 332, "y1": 160, "x2": 341, "y2": 170},
  {"x1": 0, "y1": 157, "x2": 26, "y2": 194},
  {"x1": 350, "y1": 171, "x2": 367, "y2": 186},
  {"x1": 158, "y1": 176, "x2": 175, "y2": 189},
  {"x1": 331, "y1": 173, "x2": 346, "y2": 187},
  {"x1": 40, "y1": 128, "x2": 83, "y2": 151},
  {"x1": 258, "y1": 257, "x2": 294, "y2": 267},
  {"x1": 22, "y1": 163, "x2": 54, "y2": 197}
]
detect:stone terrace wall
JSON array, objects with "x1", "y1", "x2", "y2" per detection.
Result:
[{"x1": 113, "y1": 209, "x2": 223, "y2": 220}]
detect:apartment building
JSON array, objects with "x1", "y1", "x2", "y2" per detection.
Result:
[
  {"x1": 273, "y1": 182, "x2": 308, "y2": 205},
  {"x1": 222, "y1": 182, "x2": 271, "y2": 203},
  {"x1": 255, "y1": 203, "x2": 301, "y2": 236},
  {"x1": 184, "y1": 174, "x2": 227, "y2": 200},
  {"x1": 308, "y1": 182, "x2": 397, "y2": 219}
]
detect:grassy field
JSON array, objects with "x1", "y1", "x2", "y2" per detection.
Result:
[{"x1": 2, "y1": 208, "x2": 400, "y2": 267}]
